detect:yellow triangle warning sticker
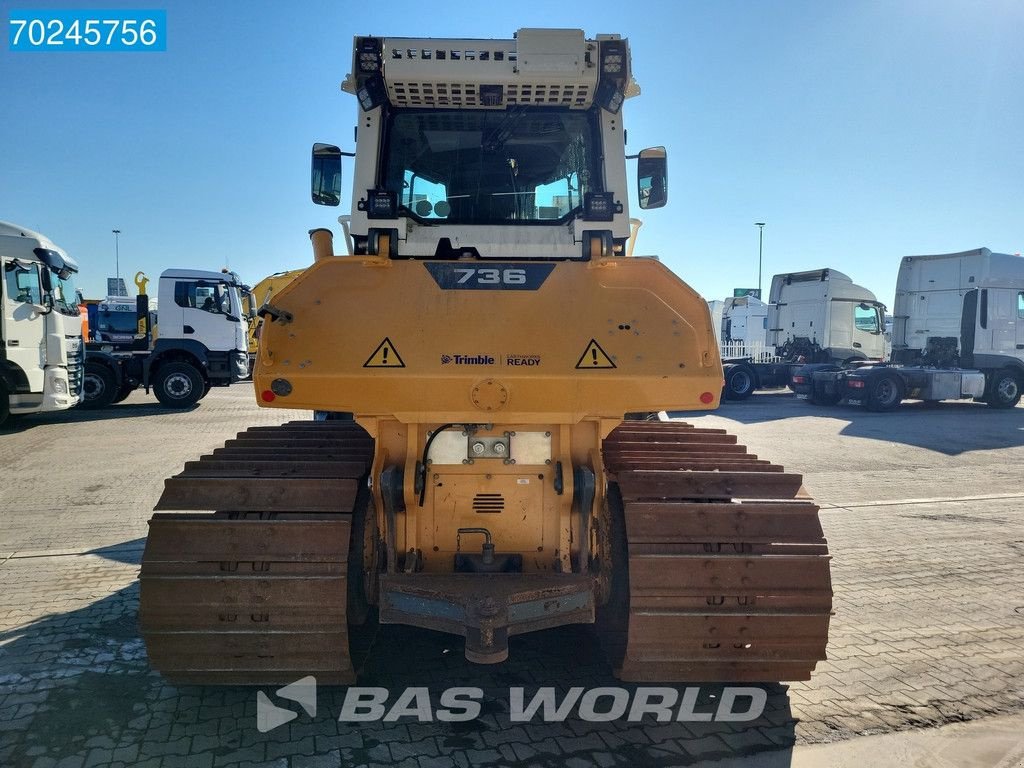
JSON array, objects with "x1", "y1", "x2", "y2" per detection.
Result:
[
  {"x1": 363, "y1": 337, "x2": 405, "y2": 368},
  {"x1": 575, "y1": 339, "x2": 616, "y2": 369}
]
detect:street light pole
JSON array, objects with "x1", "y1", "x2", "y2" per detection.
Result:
[
  {"x1": 112, "y1": 229, "x2": 121, "y2": 292},
  {"x1": 755, "y1": 222, "x2": 765, "y2": 298}
]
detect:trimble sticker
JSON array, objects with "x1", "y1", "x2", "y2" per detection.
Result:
[{"x1": 440, "y1": 354, "x2": 495, "y2": 366}]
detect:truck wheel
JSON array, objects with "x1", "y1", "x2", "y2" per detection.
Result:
[
  {"x1": 199, "y1": 381, "x2": 213, "y2": 400},
  {"x1": 866, "y1": 373, "x2": 902, "y2": 412},
  {"x1": 0, "y1": 385, "x2": 10, "y2": 428},
  {"x1": 82, "y1": 362, "x2": 118, "y2": 409},
  {"x1": 154, "y1": 362, "x2": 204, "y2": 409},
  {"x1": 723, "y1": 366, "x2": 756, "y2": 401},
  {"x1": 986, "y1": 369, "x2": 1022, "y2": 409}
]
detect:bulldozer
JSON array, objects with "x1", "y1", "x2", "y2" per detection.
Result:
[{"x1": 140, "y1": 29, "x2": 832, "y2": 685}]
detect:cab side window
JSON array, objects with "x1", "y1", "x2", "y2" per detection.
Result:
[
  {"x1": 1017, "y1": 292, "x2": 1024, "y2": 320},
  {"x1": 174, "y1": 281, "x2": 225, "y2": 314},
  {"x1": 4, "y1": 263, "x2": 42, "y2": 305}
]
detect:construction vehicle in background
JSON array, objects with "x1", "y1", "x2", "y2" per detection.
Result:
[
  {"x1": 83, "y1": 268, "x2": 253, "y2": 408},
  {"x1": 140, "y1": 29, "x2": 832, "y2": 685},
  {"x1": 795, "y1": 248, "x2": 1024, "y2": 410},
  {"x1": 722, "y1": 268, "x2": 886, "y2": 400},
  {"x1": 241, "y1": 268, "x2": 305, "y2": 373},
  {"x1": 0, "y1": 221, "x2": 84, "y2": 427}
]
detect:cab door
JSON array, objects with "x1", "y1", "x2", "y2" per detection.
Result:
[
  {"x1": 174, "y1": 279, "x2": 236, "y2": 352},
  {"x1": 2, "y1": 260, "x2": 46, "y2": 393},
  {"x1": 1016, "y1": 291, "x2": 1024, "y2": 361}
]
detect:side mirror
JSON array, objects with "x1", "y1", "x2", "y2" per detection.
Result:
[
  {"x1": 312, "y1": 142, "x2": 343, "y2": 207},
  {"x1": 637, "y1": 146, "x2": 668, "y2": 210},
  {"x1": 40, "y1": 268, "x2": 53, "y2": 293}
]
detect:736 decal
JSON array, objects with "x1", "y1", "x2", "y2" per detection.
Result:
[{"x1": 425, "y1": 262, "x2": 555, "y2": 291}]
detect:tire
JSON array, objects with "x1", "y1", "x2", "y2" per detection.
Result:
[
  {"x1": 985, "y1": 369, "x2": 1022, "y2": 409},
  {"x1": 81, "y1": 362, "x2": 118, "y2": 409},
  {"x1": 866, "y1": 373, "x2": 902, "y2": 412},
  {"x1": 723, "y1": 365, "x2": 756, "y2": 401},
  {"x1": 199, "y1": 381, "x2": 212, "y2": 400},
  {"x1": 153, "y1": 362, "x2": 204, "y2": 408},
  {"x1": 0, "y1": 384, "x2": 11, "y2": 428}
]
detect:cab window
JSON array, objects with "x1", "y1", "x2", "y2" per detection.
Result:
[
  {"x1": 4, "y1": 262, "x2": 42, "y2": 305},
  {"x1": 1017, "y1": 292, "x2": 1024, "y2": 319},
  {"x1": 174, "y1": 281, "x2": 230, "y2": 314},
  {"x1": 854, "y1": 304, "x2": 881, "y2": 333}
]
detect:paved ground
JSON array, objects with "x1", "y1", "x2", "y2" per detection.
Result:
[{"x1": 1, "y1": 387, "x2": 1023, "y2": 767}]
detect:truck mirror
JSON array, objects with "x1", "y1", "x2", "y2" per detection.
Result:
[
  {"x1": 637, "y1": 146, "x2": 668, "y2": 210},
  {"x1": 312, "y1": 143, "x2": 343, "y2": 207},
  {"x1": 40, "y1": 267, "x2": 53, "y2": 293}
]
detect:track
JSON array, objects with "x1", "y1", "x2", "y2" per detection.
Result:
[
  {"x1": 601, "y1": 420, "x2": 832, "y2": 682},
  {"x1": 140, "y1": 418, "x2": 828, "y2": 685},
  {"x1": 139, "y1": 421, "x2": 373, "y2": 685}
]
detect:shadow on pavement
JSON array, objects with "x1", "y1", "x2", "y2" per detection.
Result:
[
  {"x1": 671, "y1": 395, "x2": 1024, "y2": 455},
  {"x1": 86, "y1": 540, "x2": 145, "y2": 565},
  {"x1": 0, "y1": 402, "x2": 201, "y2": 434},
  {"x1": 1, "y1": 579, "x2": 798, "y2": 767}
]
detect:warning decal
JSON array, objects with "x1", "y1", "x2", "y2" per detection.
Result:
[
  {"x1": 575, "y1": 339, "x2": 616, "y2": 369},
  {"x1": 363, "y1": 337, "x2": 405, "y2": 368}
]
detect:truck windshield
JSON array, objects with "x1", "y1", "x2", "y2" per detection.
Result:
[
  {"x1": 382, "y1": 108, "x2": 602, "y2": 225},
  {"x1": 97, "y1": 309, "x2": 138, "y2": 334},
  {"x1": 51, "y1": 271, "x2": 81, "y2": 316}
]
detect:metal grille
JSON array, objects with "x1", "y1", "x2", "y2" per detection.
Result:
[
  {"x1": 506, "y1": 84, "x2": 592, "y2": 107},
  {"x1": 388, "y1": 81, "x2": 595, "y2": 109},
  {"x1": 472, "y1": 493, "x2": 504, "y2": 513},
  {"x1": 66, "y1": 337, "x2": 84, "y2": 398},
  {"x1": 390, "y1": 82, "x2": 481, "y2": 107}
]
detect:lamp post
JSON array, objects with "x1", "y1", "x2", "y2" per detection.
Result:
[
  {"x1": 755, "y1": 222, "x2": 765, "y2": 298},
  {"x1": 112, "y1": 229, "x2": 121, "y2": 293}
]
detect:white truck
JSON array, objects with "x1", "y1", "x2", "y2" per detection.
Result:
[
  {"x1": 722, "y1": 268, "x2": 887, "y2": 399},
  {"x1": 797, "y1": 248, "x2": 1024, "y2": 410},
  {"x1": 83, "y1": 268, "x2": 252, "y2": 408},
  {"x1": 720, "y1": 294, "x2": 769, "y2": 354},
  {"x1": 0, "y1": 221, "x2": 84, "y2": 427}
]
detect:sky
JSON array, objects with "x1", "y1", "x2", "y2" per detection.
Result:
[{"x1": 1, "y1": 0, "x2": 1022, "y2": 308}]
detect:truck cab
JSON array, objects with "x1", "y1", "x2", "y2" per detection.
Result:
[
  {"x1": 0, "y1": 221, "x2": 84, "y2": 427},
  {"x1": 721, "y1": 295, "x2": 769, "y2": 354},
  {"x1": 83, "y1": 269, "x2": 252, "y2": 408},
  {"x1": 798, "y1": 249, "x2": 1024, "y2": 411},
  {"x1": 767, "y1": 268, "x2": 886, "y2": 363},
  {"x1": 721, "y1": 268, "x2": 886, "y2": 400}
]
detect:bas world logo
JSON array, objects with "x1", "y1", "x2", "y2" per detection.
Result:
[
  {"x1": 256, "y1": 676, "x2": 317, "y2": 733},
  {"x1": 256, "y1": 680, "x2": 767, "y2": 731}
]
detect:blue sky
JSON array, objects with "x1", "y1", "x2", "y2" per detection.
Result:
[{"x1": 1, "y1": 0, "x2": 1022, "y2": 308}]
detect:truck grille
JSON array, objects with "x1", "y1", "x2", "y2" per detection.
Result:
[{"x1": 66, "y1": 337, "x2": 84, "y2": 398}]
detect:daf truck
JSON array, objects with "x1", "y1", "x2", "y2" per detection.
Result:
[
  {"x1": 0, "y1": 222, "x2": 84, "y2": 427},
  {"x1": 796, "y1": 248, "x2": 1024, "y2": 410},
  {"x1": 83, "y1": 268, "x2": 252, "y2": 408},
  {"x1": 721, "y1": 268, "x2": 886, "y2": 399}
]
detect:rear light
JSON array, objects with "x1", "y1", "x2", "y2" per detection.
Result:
[
  {"x1": 791, "y1": 375, "x2": 807, "y2": 384},
  {"x1": 699, "y1": 391, "x2": 714, "y2": 404},
  {"x1": 847, "y1": 379, "x2": 866, "y2": 389}
]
